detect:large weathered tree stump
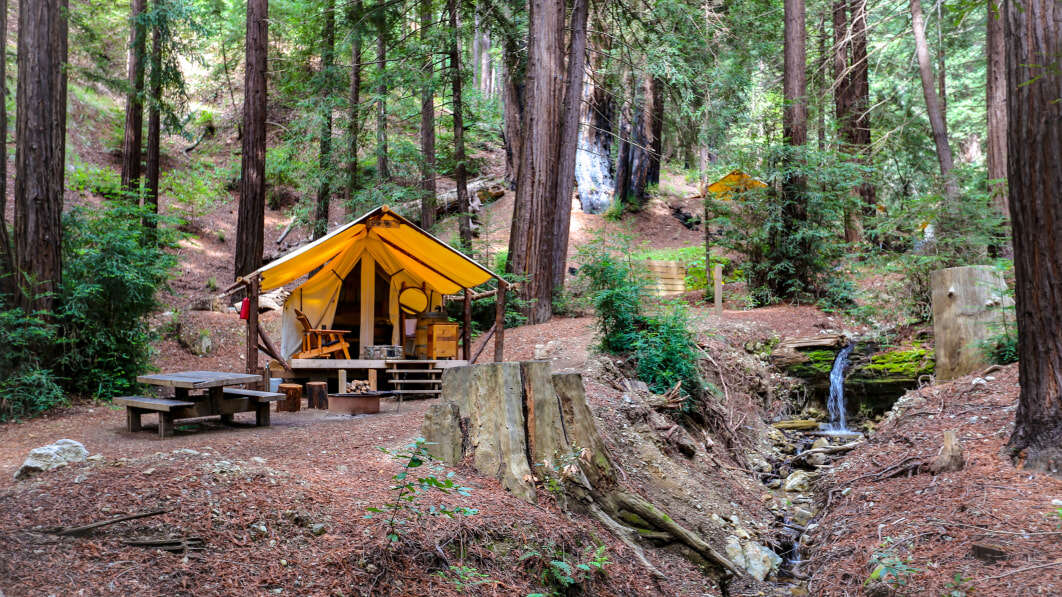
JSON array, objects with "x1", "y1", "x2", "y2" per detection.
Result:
[
  {"x1": 423, "y1": 361, "x2": 741, "y2": 576},
  {"x1": 931, "y1": 265, "x2": 1009, "y2": 380}
]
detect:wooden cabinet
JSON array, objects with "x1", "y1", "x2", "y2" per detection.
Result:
[{"x1": 427, "y1": 323, "x2": 459, "y2": 359}]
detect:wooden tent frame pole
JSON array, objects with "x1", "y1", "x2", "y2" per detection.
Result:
[
  {"x1": 463, "y1": 289, "x2": 472, "y2": 360},
  {"x1": 246, "y1": 277, "x2": 260, "y2": 387},
  {"x1": 493, "y1": 281, "x2": 506, "y2": 362}
]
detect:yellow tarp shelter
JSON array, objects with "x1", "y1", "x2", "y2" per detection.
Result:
[
  {"x1": 245, "y1": 205, "x2": 501, "y2": 359},
  {"x1": 706, "y1": 169, "x2": 768, "y2": 200}
]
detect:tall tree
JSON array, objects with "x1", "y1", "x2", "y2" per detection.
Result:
[
  {"x1": 313, "y1": 0, "x2": 336, "y2": 239},
  {"x1": 14, "y1": 0, "x2": 67, "y2": 313},
  {"x1": 550, "y1": 0, "x2": 588, "y2": 289},
  {"x1": 419, "y1": 0, "x2": 437, "y2": 229},
  {"x1": 374, "y1": 0, "x2": 389, "y2": 181},
  {"x1": 507, "y1": 0, "x2": 565, "y2": 324},
  {"x1": 448, "y1": 0, "x2": 471, "y2": 247},
  {"x1": 1004, "y1": 0, "x2": 1062, "y2": 473},
  {"x1": 0, "y1": 0, "x2": 12, "y2": 298},
  {"x1": 985, "y1": 0, "x2": 1006, "y2": 216},
  {"x1": 234, "y1": 0, "x2": 268, "y2": 279},
  {"x1": 834, "y1": 0, "x2": 874, "y2": 242},
  {"x1": 120, "y1": 0, "x2": 148, "y2": 195},
  {"x1": 909, "y1": 0, "x2": 957, "y2": 200},
  {"x1": 346, "y1": 0, "x2": 363, "y2": 201},
  {"x1": 646, "y1": 75, "x2": 664, "y2": 186},
  {"x1": 144, "y1": 7, "x2": 163, "y2": 240}
]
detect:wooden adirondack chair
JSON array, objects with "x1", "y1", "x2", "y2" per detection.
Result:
[{"x1": 293, "y1": 309, "x2": 352, "y2": 359}]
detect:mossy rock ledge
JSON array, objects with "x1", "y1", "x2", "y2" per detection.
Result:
[{"x1": 770, "y1": 336, "x2": 934, "y2": 414}]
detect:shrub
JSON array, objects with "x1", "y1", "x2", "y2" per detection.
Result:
[
  {"x1": 635, "y1": 303, "x2": 702, "y2": 396},
  {"x1": 577, "y1": 240, "x2": 643, "y2": 353},
  {"x1": 0, "y1": 308, "x2": 65, "y2": 419}
]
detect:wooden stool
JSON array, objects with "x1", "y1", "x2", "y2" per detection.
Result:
[
  {"x1": 306, "y1": 381, "x2": 328, "y2": 409},
  {"x1": 278, "y1": 383, "x2": 302, "y2": 412}
]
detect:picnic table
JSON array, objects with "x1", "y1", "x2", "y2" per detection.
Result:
[{"x1": 117, "y1": 370, "x2": 283, "y2": 438}]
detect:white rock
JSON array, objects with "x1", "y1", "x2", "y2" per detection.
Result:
[
  {"x1": 971, "y1": 378, "x2": 987, "y2": 386},
  {"x1": 251, "y1": 457, "x2": 267, "y2": 464},
  {"x1": 14, "y1": 439, "x2": 89, "y2": 480},
  {"x1": 811, "y1": 437, "x2": 829, "y2": 451},
  {"x1": 783, "y1": 470, "x2": 811, "y2": 492},
  {"x1": 724, "y1": 535, "x2": 781, "y2": 581},
  {"x1": 791, "y1": 507, "x2": 814, "y2": 527}
]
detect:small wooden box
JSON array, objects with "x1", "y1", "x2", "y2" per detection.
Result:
[{"x1": 427, "y1": 323, "x2": 459, "y2": 359}]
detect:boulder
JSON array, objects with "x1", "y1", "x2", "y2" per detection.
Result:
[
  {"x1": 783, "y1": 470, "x2": 811, "y2": 492},
  {"x1": 421, "y1": 402, "x2": 464, "y2": 465},
  {"x1": 724, "y1": 535, "x2": 782, "y2": 581},
  {"x1": 811, "y1": 437, "x2": 830, "y2": 451},
  {"x1": 15, "y1": 439, "x2": 89, "y2": 480}
]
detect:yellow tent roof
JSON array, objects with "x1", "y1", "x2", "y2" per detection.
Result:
[
  {"x1": 706, "y1": 169, "x2": 768, "y2": 200},
  {"x1": 248, "y1": 206, "x2": 500, "y2": 295}
]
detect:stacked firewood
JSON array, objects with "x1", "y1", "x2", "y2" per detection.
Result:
[{"x1": 346, "y1": 380, "x2": 373, "y2": 393}]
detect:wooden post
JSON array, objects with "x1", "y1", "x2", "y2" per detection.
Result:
[
  {"x1": 494, "y1": 281, "x2": 506, "y2": 362},
  {"x1": 338, "y1": 369, "x2": 348, "y2": 393},
  {"x1": 279, "y1": 383, "x2": 302, "y2": 412},
  {"x1": 368, "y1": 369, "x2": 378, "y2": 390},
  {"x1": 246, "y1": 277, "x2": 260, "y2": 386},
  {"x1": 463, "y1": 288, "x2": 472, "y2": 360},
  {"x1": 359, "y1": 254, "x2": 375, "y2": 356},
  {"x1": 306, "y1": 381, "x2": 328, "y2": 409},
  {"x1": 930, "y1": 265, "x2": 1007, "y2": 380},
  {"x1": 713, "y1": 264, "x2": 723, "y2": 315}
]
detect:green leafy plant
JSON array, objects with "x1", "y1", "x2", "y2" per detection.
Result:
[
  {"x1": 365, "y1": 438, "x2": 478, "y2": 543},
  {"x1": 942, "y1": 572, "x2": 972, "y2": 597},
  {"x1": 522, "y1": 544, "x2": 610, "y2": 596},
  {"x1": 435, "y1": 565, "x2": 494, "y2": 593},
  {"x1": 866, "y1": 540, "x2": 919, "y2": 589}
]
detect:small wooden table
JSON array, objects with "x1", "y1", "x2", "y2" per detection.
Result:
[{"x1": 126, "y1": 371, "x2": 278, "y2": 437}]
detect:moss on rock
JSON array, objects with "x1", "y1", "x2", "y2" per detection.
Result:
[{"x1": 860, "y1": 348, "x2": 934, "y2": 379}]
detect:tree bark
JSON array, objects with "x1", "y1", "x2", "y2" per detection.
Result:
[
  {"x1": 144, "y1": 14, "x2": 162, "y2": 241},
  {"x1": 0, "y1": 0, "x2": 12, "y2": 299},
  {"x1": 14, "y1": 0, "x2": 67, "y2": 313},
  {"x1": 234, "y1": 0, "x2": 268, "y2": 279},
  {"x1": 313, "y1": 0, "x2": 336, "y2": 240},
  {"x1": 613, "y1": 86, "x2": 632, "y2": 209},
  {"x1": 985, "y1": 0, "x2": 1006, "y2": 216},
  {"x1": 501, "y1": 44, "x2": 524, "y2": 188},
  {"x1": 448, "y1": 0, "x2": 471, "y2": 248},
  {"x1": 507, "y1": 0, "x2": 565, "y2": 325},
  {"x1": 909, "y1": 0, "x2": 957, "y2": 199},
  {"x1": 834, "y1": 0, "x2": 874, "y2": 243},
  {"x1": 120, "y1": 0, "x2": 147, "y2": 195},
  {"x1": 374, "y1": 0, "x2": 389, "y2": 181},
  {"x1": 346, "y1": 0, "x2": 363, "y2": 202},
  {"x1": 418, "y1": 0, "x2": 436, "y2": 229},
  {"x1": 550, "y1": 0, "x2": 588, "y2": 289},
  {"x1": 646, "y1": 76, "x2": 664, "y2": 186},
  {"x1": 1004, "y1": 0, "x2": 1062, "y2": 474},
  {"x1": 779, "y1": 0, "x2": 809, "y2": 296}
]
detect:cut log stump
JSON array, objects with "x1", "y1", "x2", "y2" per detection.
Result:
[
  {"x1": 930, "y1": 430, "x2": 965, "y2": 473},
  {"x1": 306, "y1": 381, "x2": 327, "y2": 409}
]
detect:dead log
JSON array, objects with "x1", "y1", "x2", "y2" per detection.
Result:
[
  {"x1": 772, "y1": 419, "x2": 821, "y2": 430},
  {"x1": 930, "y1": 430, "x2": 965, "y2": 474},
  {"x1": 45, "y1": 509, "x2": 169, "y2": 537}
]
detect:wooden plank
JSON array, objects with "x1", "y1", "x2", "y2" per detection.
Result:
[
  {"x1": 222, "y1": 387, "x2": 285, "y2": 401},
  {"x1": 360, "y1": 253, "x2": 375, "y2": 355},
  {"x1": 137, "y1": 371, "x2": 261, "y2": 389},
  {"x1": 115, "y1": 396, "x2": 195, "y2": 411}
]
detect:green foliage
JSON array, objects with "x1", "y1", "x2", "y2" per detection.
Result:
[
  {"x1": 58, "y1": 203, "x2": 177, "y2": 397},
  {"x1": 365, "y1": 438, "x2": 478, "y2": 544},
  {"x1": 707, "y1": 145, "x2": 866, "y2": 304},
  {"x1": 0, "y1": 309, "x2": 65, "y2": 419},
  {"x1": 163, "y1": 160, "x2": 231, "y2": 225},
  {"x1": 68, "y1": 158, "x2": 127, "y2": 201},
  {"x1": 522, "y1": 544, "x2": 610, "y2": 596},
  {"x1": 576, "y1": 238, "x2": 644, "y2": 353},
  {"x1": 942, "y1": 572, "x2": 972, "y2": 597},
  {"x1": 632, "y1": 245, "x2": 732, "y2": 292},
  {"x1": 866, "y1": 539, "x2": 919, "y2": 589},
  {"x1": 435, "y1": 566, "x2": 494, "y2": 593},
  {"x1": 635, "y1": 303, "x2": 702, "y2": 397}
]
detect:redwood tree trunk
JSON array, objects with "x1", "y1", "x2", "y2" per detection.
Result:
[
  {"x1": 1003, "y1": 0, "x2": 1062, "y2": 474},
  {"x1": 910, "y1": 0, "x2": 957, "y2": 199},
  {"x1": 375, "y1": 1, "x2": 389, "y2": 181},
  {"x1": 313, "y1": 0, "x2": 336, "y2": 240},
  {"x1": 14, "y1": 0, "x2": 67, "y2": 313},
  {"x1": 144, "y1": 17, "x2": 162, "y2": 240},
  {"x1": 501, "y1": 43, "x2": 525, "y2": 188},
  {"x1": 986, "y1": 0, "x2": 1006, "y2": 216},
  {"x1": 0, "y1": 0, "x2": 12, "y2": 297},
  {"x1": 234, "y1": 0, "x2": 268, "y2": 279},
  {"x1": 346, "y1": 0, "x2": 363, "y2": 201},
  {"x1": 507, "y1": 0, "x2": 565, "y2": 325},
  {"x1": 646, "y1": 76, "x2": 664, "y2": 186},
  {"x1": 448, "y1": 0, "x2": 471, "y2": 247},
  {"x1": 120, "y1": 0, "x2": 147, "y2": 195},
  {"x1": 835, "y1": 0, "x2": 874, "y2": 243},
  {"x1": 550, "y1": 0, "x2": 588, "y2": 289},
  {"x1": 419, "y1": 0, "x2": 436, "y2": 229},
  {"x1": 778, "y1": 0, "x2": 809, "y2": 296}
]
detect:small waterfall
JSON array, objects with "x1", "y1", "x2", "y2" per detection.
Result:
[{"x1": 826, "y1": 343, "x2": 854, "y2": 432}]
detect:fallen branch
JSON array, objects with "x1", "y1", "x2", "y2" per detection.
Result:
[
  {"x1": 976, "y1": 559, "x2": 1062, "y2": 581},
  {"x1": 773, "y1": 419, "x2": 821, "y2": 431},
  {"x1": 45, "y1": 509, "x2": 169, "y2": 537}
]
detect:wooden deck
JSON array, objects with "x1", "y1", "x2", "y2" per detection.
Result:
[{"x1": 284, "y1": 359, "x2": 468, "y2": 370}]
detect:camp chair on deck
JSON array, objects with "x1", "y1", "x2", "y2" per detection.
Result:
[{"x1": 293, "y1": 309, "x2": 352, "y2": 359}]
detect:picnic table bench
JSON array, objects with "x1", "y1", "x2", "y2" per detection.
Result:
[{"x1": 118, "y1": 371, "x2": 283, "y2": 438}]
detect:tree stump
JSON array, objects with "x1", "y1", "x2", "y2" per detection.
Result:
[
  {"x1": 427, "y1": 361, "x2": 741, "y2": 576},
  {"x1": 278, "y1": 383, "x2": 302, "y2": 412},
  {"x1": 930, "y1": 430, "x2": 965, "y2": 473},
  {"x1": 931, "y1": 265, "x2": 1009, "y2": 380},
  {"x1": 305, "y1": 381, "x2": 328, "y2": 409}
]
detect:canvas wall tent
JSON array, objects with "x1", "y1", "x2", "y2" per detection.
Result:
[
  {"x1": 241, "y1": 205, "x2": 505, "y2": 361},
  {"x1": 706, "y1": 169, "x2": 768, "y2": 200}
]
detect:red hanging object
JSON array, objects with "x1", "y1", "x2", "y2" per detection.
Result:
[{"x1": 239, "y1": 297, "x2": 250, "y2": 319}]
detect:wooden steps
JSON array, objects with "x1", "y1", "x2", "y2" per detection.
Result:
[{"x1": 386, "y1": 360, "x2": 444, "y2": 397}]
